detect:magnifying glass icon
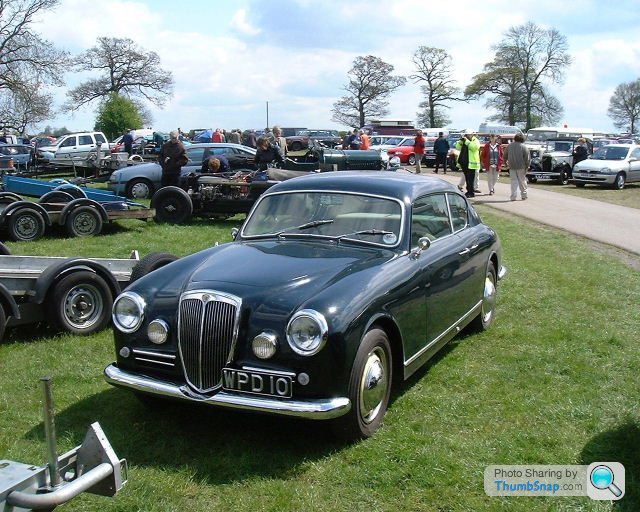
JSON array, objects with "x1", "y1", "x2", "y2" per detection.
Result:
[{"x1": 590, "y1": 465, "x2": 622, "y2": 497}]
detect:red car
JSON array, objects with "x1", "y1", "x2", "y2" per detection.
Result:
[{"x1": 386, "y1": 137, "x2": 431, "y2": 165}]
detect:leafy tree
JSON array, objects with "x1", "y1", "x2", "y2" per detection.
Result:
[
  {"x1": 608, "y1": 79, "x2": 640, "y2": 134},
  {"x1": 331, "y1": 55, "x2": 406, "y2": 128},
  {"x1": 492, "y1": 22, "x2": 571, "y2": 130},
  {"x1": 0, "y1": 82, "x2": 52, "y2": 134},
  {"x1": 410, "y1": 47, "x2": 461, "y2": 128},
  {"x1": 66, "y1": 37, "x2": 174, "y2": 111},
  {"x1": 94, "y1": 93, "x2": 144, "y2": 140}
]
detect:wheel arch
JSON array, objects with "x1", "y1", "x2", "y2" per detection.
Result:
[
  {"x1": 33, "y1": 259, "x2": 120, "y2": 305},
  {"x1": 0, "y1": 201, "x2": 52, "y2": 226},
  {"x1": 364, "y1": 313, "x2": 404, "y2": 385}
]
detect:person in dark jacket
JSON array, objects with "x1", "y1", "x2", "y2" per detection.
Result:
[
  {"x1": 254, "y1": 136, "x2": 284, "y2": 170},
  {"x1": 433, "y1": 132, "x2": 450, "y2": 174},
  {"x1": 201, "y1": 154, "x2": 231, "y2": 174},
  {"x1": 573, "y1": 138, "x2": 589, "y2": 167},
  {"x1": 122, "y1": 129, "x2": 134, "y2": 156},
  {"x1": 159, "y1": 130, "x2": 188, "y2": 187},
  {"x1": 153, "y1": 131, "x2": 164, "y2": 153},
  {"x1": 346, "y1": 129, "x2": 362, "y2": 150}
]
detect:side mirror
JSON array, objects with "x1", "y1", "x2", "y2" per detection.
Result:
[
  {"x1": 411, "y1": 236, "x2": 431, "y2": 259},
  {"x1": 231, "y1": 227, "x2": 239, "y2": 240}
]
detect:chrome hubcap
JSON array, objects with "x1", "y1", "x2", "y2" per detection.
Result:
[
  {"x1": 359, "y1": 347, "x2": 388, "y2": 424},
  {"x1": 481, "y1": 273, "x2": 497, "y2": 324},
  {"x1": 64, "y1": 285, "x2": 103, "y2": 329},
  {"x1": 131, "y1": 182, "x2": 150, "y2": 198}
]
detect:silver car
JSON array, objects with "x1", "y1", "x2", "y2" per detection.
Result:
[
  {"x1": 108, "y1": 143, "x2": 256, "y2": 198},
  {"x1": 572, "y1": 144, "x2": 640, "y2": 189}
]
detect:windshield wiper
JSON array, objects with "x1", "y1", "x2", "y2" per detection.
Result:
[
  {"x1": 331, "y1": 229, "x2": 394, "y2": 244},
  {"x1": 276, "y1": 219, "x2": 334, "y2": 238}
]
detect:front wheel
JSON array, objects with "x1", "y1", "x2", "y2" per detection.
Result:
[
  {"x1": 332, "y1": 328, "x2": 392, "y2": 441},
  {"x1": 468, "y1": 264, "x2": 497, "y2": 332},
  {"x1": 559, "y1": 168, "x2": 570, "y2": 185},
  {"x1": 408, "y1": 154, "x2": 416, "y2": 166},
  {"x1": 49, "y1": 270, "x2": 113, "y2": 334},
  {"x1": 126, "y1": 178, "x2": 154, "y2": 199},
  {"x1": 613, "y1": 172, "x2": 626, "y2": 190},
  {"x1": 151, "y1": 186, "x2": 193, "y2": 224}
]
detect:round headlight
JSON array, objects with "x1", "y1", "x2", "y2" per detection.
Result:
[
  {"x1": 286, "y1": 309, "x2": 328, "y2": 356},
  {"x1": 252, "y1": 332, "x2": 277, "y2": 359},
  {"x1": 112, "y1": 292, "x2": 145, "y2": 333},
  {"x1": 147, "y1": 319, "x2": 169, "y2": 344}
]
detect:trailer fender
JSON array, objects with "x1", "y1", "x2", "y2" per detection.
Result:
[
  {"x1": 59, "y1": 199, "x2": 108, "y2": 226},
  {"x1": 0, "y1": 201, "x2": 52, "y2": 226},
  {"x1": 0, "y1": 192, "x2": 24, "y2": 204},
  {"x1": 33, "y1": 259, "x2": 121, "y2": 305},
  {"x1": 0, "y1": 281, "x2": 20, "y2": 320}
]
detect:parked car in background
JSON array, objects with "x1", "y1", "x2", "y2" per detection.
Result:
[
  {"x1": 368, "y1": 135, "x2": 406, "y2": 151},
  {"x1": 105, "y1": 172, "x2": 506, "y2": 440},
  {"x1": 286, "y1": 130, "x2": 342, "y2": 151},
  {"x1": 108, "y1": 143, "x2": 257, "y2": 198},
  {"x1": 386, "y1": 137, "x2": 423, "y2": 165},
  {"x1": 31, "y1": 136, "x2": 57, "y2": 148},
  {"x1": 572, "y1": 144, "x2": 640, "y2": 189},
  {"x1": 592, "y1": 138, "x2": 615, "y2": 150},
  {"x1": 39, "y1": 131, "x2": 110, "y2": 161},
  {"x1": 527, "y1": 138, "x2": 592, "y2": 185},
  {"x1": 0, "y1": 144, "x2": 36, "y2": 171}
]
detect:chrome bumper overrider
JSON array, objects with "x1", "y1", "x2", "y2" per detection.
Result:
[
  {"x1": 498, "y1": 265, "x2": 507, "y2": 280},
  {"x1": 104, "y1": 364, "x2": 351, "y2": 420}
]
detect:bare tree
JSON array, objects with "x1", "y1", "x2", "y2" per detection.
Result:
[
  {"x1": 0, "y1": 0, "x2": 68, "y2": 94},
  {"x1": 410, "y1": 47, "x2": 462, "y2": 128},
  {"x1": 608, "y1": 79, "x2": 640, "y2": 134},
  {"x1": 0, "y1": 83, "x2": 52, "y2": 133},
  {"x1": 494, "y1": 22, "x2": 571, "y2": 130},
  {"x1": 331, "y1": 55, "x2": 406, "y2": 128},
  {"x1": 66, "y1": 37, "x2": 174, "y2": 111}
]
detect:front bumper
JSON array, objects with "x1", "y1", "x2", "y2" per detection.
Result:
[
  {"x1": 571, "y1": 173, "x2": 615, "y2": 185},
  {"x1": 104, "y1": 363, "x2": 351, "y2": 420}
]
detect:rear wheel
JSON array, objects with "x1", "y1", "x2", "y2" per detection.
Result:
[
  {"x1": 8, "y1": 208, "x2": 46, "y2": 241},
  {"x1": 152, "y1": 186, "x2": 193, "y2": 224},
  {"x1": 49, "y1": 271, "x2": 113, "y2": 334},
  {"x1": 331, "y1": 328, "x2": 392, "y2": 441},
  {"x1": 559, "y1": 168, "x2": 570, "y2": 185},
  {"x1": 468, "y1": 264, "x2": 497, "y2": 332},
  {"x1": 613, "y1": 172, "x2": 626, "y2": 190},
  {"x1": 408, "y1": 154, "x2": 416, "y2": 166},
  {"x1": 65, "y1": 206, "x2": 103, "y2": 237}
]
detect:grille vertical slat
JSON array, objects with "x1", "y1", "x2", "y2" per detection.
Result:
[{"x1": 178, "y1": 292, "x2": 239, "y2": 393}]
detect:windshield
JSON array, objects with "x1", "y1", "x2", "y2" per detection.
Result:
[
  {"x1": 243, "y1": 191, "x2": 403, "y2": 247},
  {"x1": 547, "y1": 141, "x2": 574, "y2": 152},
  {"x1": 592, "y1": 146, "x2": 629, "y2": 160},
  {"x1": 385, "y1": 137, "x2": 403, "y2": 145},
  {"x1": 527, "y1": 130, "x2": 556, "y2": 142}
]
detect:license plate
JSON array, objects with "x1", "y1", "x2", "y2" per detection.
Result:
[{"x1": 222, "y1": 368, "x2": 293, "y2": 398}]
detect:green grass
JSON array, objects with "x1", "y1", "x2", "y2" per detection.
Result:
[{"x1": 0, "y1": 209, "x2": 638, "y2": 511}]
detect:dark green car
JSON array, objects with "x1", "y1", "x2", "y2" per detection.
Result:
[{"x1": 105, "y1": 172, "x2": 506, "y2": 440}]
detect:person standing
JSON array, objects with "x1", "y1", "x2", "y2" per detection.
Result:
[
  {"x1": 504, "y1": 133, "x2": 530, "y2": 200},
  {"x1": 413, "y1": 129, "x2": 425, "y2": 174},
  {"x1": 212, "y1": 128, "x2": 224, "y2": 143},
  {"x1": 347, "y1": 129, "x2": 361, "y2": 150},
  {"x1": 360, "y1": 130, "x2": 370, "y2": 150},
  {"x1": 244, "y1": 129, "x2": 257, "y2": 148},
  {"x1": 122, "y1": 129, "x2": 134, "y2": 157},
  {"x1": 480, "y1": 134, "x2": 504, "y2": 195},
  {"x1": 153, "y1": 131, "x2": 164, "y2": 154},
  {"x1": 455, "y1": 130, "x2": 481, "y2": 197},
  {"x1": 159, "y1": 130, "x2": 188, "y2": 187},
  {"x1": 573, "y1": 138, "x2": 589, "y2": 167},
  {"x1": 272, "y1": 126, "x2": 288, "y2": 156},
  {"x1": 254, "y1": 136, "x2": 284, "y2": 170},
  {"x1": 433, "y1": 132, "x2": 450, "y2": 174},
  {"x1": 229, "y1": 129, "x2": 241, "y2": 144}
]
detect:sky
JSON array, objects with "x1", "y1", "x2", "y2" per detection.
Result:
[{"x1": 31, "y1": 0, "x2": 640, "y2": 135}]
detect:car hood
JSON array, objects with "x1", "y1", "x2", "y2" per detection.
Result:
[
  {"x1": 39, "y1": 145, "x2": 58, "y2": 153},
  {"x1": 575, "y1": 159, "x2": 627, "y2": 171},
  {"x1": 110, "y1": 161, "x2": 159, "y2": 179}
]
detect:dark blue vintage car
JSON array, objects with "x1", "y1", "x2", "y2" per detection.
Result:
[{"x1": 105, "y1": 172, "x2": 506, "y2": 439}]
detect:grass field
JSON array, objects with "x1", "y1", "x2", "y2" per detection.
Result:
[{"x1": 0, "y1": 208, "x2": 638, "y2": 511}]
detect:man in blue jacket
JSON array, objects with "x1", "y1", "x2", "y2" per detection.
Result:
[{"x1": 433, "y1": 132, "x2": 450, "y2": 174}]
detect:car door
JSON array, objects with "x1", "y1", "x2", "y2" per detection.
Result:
[
  {"x1": 76, "y1": 134, "x2": 95, "y2": 159},
  {"x1": 55, "y1": 135, "x2": 78, "y2": 159},
  {"x1": 449, "y1": 193, "x2": 489, "y2": 316},
  {"x1": 182, "y1": 146, "x2": 207, "y2": 174},
  {"x1": 629, "y1": 147, "x2": 640, "y2": 182}
]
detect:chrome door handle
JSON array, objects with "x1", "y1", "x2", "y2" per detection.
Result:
[
  {"x1": 458, "y1": 248, "x2": 470, "y2": 255},
  {"x1": 470, "y1": 243, "x2": 479, "y2": 250}
]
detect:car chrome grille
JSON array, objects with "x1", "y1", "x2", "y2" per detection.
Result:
[
  {"x1": 178, "y1": 291, "x2": 241, "y2": 393},
  {"x1": 542, "y1": 156, "x2": 552, "y2": 172}
]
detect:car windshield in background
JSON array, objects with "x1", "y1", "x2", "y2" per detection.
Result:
[
  {"x1": 527, "y1": 131, "x2": 556, "y2": 142},
  {"x1": 548, "y1": 141, "x2": 573, "y2": 152},
  {"x1": 592, "y1": 146, "x2": 629, "y2": 160},
  {"x1": 385, "y1": 137, "x2": 403, "y2": 145},
  {"x1": 243, "y1": 192, "x2": 403, "y2": 246}
]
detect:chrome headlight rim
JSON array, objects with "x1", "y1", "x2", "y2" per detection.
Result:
[
  {"x1": 286, "y1": 309, "x2": 328, "y2": 356},
  {"x1": 147, "y1": 318, "x2": 169, "y2": 344},
  {"x1": 112, "y1": 291, "x2": 145, "y2": 333}
]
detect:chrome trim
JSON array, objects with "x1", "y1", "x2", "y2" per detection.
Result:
[
  {"x1": 177, "y1": 290, "x2": 242, "y2": 393},
  {"x1": 134, "y1": 357, "x2": 175, "y2": 367},
  {"x1": 112, "y1": 292, "x2": 146, "y2": 333},
  {"x1": 498, "y1": 265, "x2": 507, "y2": 280},
  {"x1": 286, "y1": 309, "x2": 329, "y2": 356},
  {"x1": 241, "y1": 365, "x2": 296, "y2": 377},
  {"x1": 104, "y1": 364, "x2": 350, "y2": 420},
  {"x1": 404, "y1": 300, "x2": 482, "y2": 367},
  {"x1": 131, "y1": 349, "x2": 176, "y2": 360}
]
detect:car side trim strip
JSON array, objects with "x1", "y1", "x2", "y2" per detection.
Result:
[{"x1": 104, "y1": 364, "x2": 350, "y2": 420}]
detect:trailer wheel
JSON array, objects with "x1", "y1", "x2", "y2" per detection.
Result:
[
  {"x1": 40, "y1": 191, "x2": 75, "y2": 204},
  {"x1": 8, "y1": 208, "x2": 46, "y2": 241},
  {"x1": 151, "y1": 186, "x2": 193, "y2": 224},
  {"x1": 0, "y1": 306, "x2": 5, "y2": 342},
  {"x1": 49, "y1": 271, "x2": 113, "y2": 334},
  {"x1": 0, "y1": 242, "x2": 11, "y2": 255},
  {"x1": 65, "y1": 206, "x2": 103, "y2": 237},
  {"x1": 129, "y1": 252, "x2": 179, "y2": 283}
]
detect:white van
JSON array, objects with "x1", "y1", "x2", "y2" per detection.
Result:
[{"x1": 39, "y1": 131, "x2": 110, "y2": 161}]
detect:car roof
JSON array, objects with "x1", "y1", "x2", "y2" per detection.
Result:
[{"x1": 266, "y1": 171, "x2": 459, "y2": 202}]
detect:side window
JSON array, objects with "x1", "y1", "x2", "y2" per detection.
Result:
[
  {"x1": 59, "y1": 136, "x2": 77, "y2": 148},
  {"x1": 210, "y1": 148, "x2": 231, "y2": 155},
  {"x1": 411, "y1": 194, "x2": 452, "y2": 246},
  {"x1": 186, "y1": 147, "x2": 206, "y2": 162},
  {"x1": 448, "y1": 193, "x2": 468, "y2": 232},
  {"x1": 78, "y1": 135, "x2": 93, "y2": 145},
  {"x1": 95, "y1": 133, "x2": 107, "y2": 144},
  {"x1": 631, "y1": 148, "x2": 640, "y2": 159}
]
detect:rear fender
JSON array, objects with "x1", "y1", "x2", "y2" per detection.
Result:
[{"x1": 0, "y1": 201, "x2": 51, "y2": 226}]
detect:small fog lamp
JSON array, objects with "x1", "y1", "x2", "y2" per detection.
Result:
[
  {"x1": 147, "y1": 319, "x2": 169, "y2": 344},
  {"x1": 252, "y1": 332, "x2": 277, "y2": 359}
]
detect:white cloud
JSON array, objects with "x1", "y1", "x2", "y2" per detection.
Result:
[{"x1": 230, "y1": 9, "x2": 261, "y2": 37}]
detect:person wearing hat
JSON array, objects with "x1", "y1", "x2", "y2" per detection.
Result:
[
  {"x1": 456, "y1": 129, "x2": 481, "y2": 197},
  {"x1": 159, "y1": 130, "x2": 188, "y2": 188}
]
